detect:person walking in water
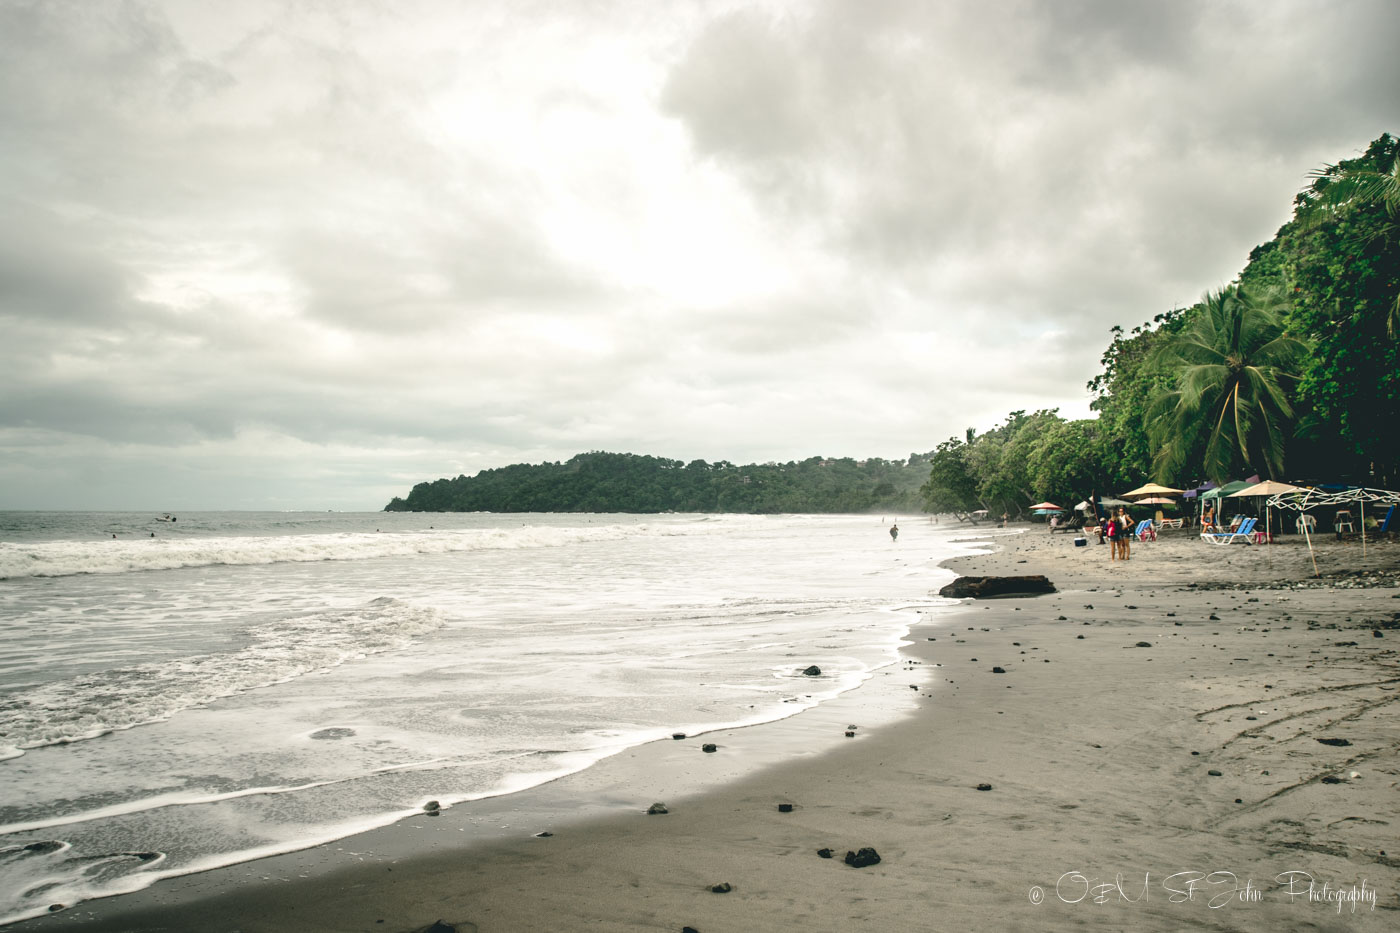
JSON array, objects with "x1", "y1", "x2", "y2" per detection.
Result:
[{"x1": 889, "y1": 523, "x2": 899, "y2": 542}]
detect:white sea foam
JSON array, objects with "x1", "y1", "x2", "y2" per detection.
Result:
[
  {"x1": 0, "y1": 520, "x2": 726, "y2": 580},
  {"x1": 0, "y1": 597, "x2": 446, "y2": 751}
]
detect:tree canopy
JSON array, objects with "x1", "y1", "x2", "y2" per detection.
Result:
[{"x1": 385, "y1": 451, "x2": 934, "y2": 514}]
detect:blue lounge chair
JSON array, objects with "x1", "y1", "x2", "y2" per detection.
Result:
[
  {"x1": 1201, "y1": 516, "x2": 1257, "y2": 545},
  {"x1": 1380, "y1": 506, "x2": 1396, "y2": 535},
  {"x1": 1133, "y1": 520, "x2": 1156, "y2": 541}
]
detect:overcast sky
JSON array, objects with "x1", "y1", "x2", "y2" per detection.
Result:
[{"x1": 2, "y1": 0, "x2": 1397, "y2": 511}]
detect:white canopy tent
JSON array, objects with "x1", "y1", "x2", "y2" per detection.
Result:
[{"x1": 1266, "y1": 486, "x2": 1400, "y2": 574}]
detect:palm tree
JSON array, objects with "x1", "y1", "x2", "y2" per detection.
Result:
[{"x1": 1145, "y1": 285, "x2": 1309, "y2": 483}]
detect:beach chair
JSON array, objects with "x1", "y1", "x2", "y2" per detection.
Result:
[
  {"x1": 1200, "y1": 516, "x2": 1256, "y2": 545},
  {"x1": 1158, "y1": 518, "x2": 1183, "y2": 531},
  {"x1": 1380, "y1": 506, "x2": 1396, "y2": 535},
  {"x1": 1133, "y1": 520, "x2": 1156, "y2": 541}
]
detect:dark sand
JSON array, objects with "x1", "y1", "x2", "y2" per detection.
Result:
[{"x1": 17, "y1": 528, "x2": 1400, "y2": 932}]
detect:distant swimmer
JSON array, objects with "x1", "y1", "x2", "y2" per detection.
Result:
[{"x1": 889, "y1": 523, "x2": 899, "y2": 541}]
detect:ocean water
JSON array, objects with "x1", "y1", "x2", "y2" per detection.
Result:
[{"x1": 0, "y1": 511, "x2": 971, "y2": 924}]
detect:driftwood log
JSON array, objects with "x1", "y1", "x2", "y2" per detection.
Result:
[{"x1": 938, "y1": 575, "x2": 1056, "y2": 599}]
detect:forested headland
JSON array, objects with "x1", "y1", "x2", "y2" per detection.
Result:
[
  {"x1": 384, "y1": 451, "x2": 932, "y2": 513},
  {"x1": 387, "y1": 135, "x2": 1397, "y2": 518}
]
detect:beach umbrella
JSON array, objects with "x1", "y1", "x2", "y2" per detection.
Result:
[
  {"x1": 1227, "y1": 481, "x2": 1303, "y2": 546},
  {"x1": 1028, "y1": 501, "x2": 1064, "y2": 511},
  {"x1": 1074, "y1": 500, "x2": 1092, "y2": 511},
  {"x1": 1227, "y1": 480, "x2": 1303, "y2": 498},
  {"x1": 1134, "y1": 496, "x2": 1179, "y2": 506},
  {"x1": 1121, "y1": 482, "x2": 1185, "y2": 498},
  {"x1": 1097, "y1": 497, "x2": 1131, "y2": 507},
  {"x1": 1201, "y1": 480, "x2": 1252, "y2": 500}
]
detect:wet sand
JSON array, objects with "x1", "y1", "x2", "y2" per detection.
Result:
[{"x1": 19, "y1": 528, "x2": 1400, "y2": 932}]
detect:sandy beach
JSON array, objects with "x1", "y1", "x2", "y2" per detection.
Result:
[{"x1": 18, "y1": 526, "x2": 1400, "y2": 933}]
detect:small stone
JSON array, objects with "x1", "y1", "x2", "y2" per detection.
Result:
[
  {"x1": 991, "y1": 666, "x2": 1006, "y2": 673},
  {"x1": 817, "y1": 848, "x2": 833, "y2": 858},
  {"x1": 1317, "y1": 738, "x2": 1352, "y2": 747},
  {"x1": 310, "y1": 727, "x2": 356, "y2": 740},
  {"x1": 710, "y1": 882, "x2": 732, "y2": 893},
  {"x1": 1135, "y1": 641, "x2": 1152, "y2": 648},
  {"x1": 702, "y1": 743, "x2": 717, "y2": 753},
  {"x1": 48, "y1": 905, "x2": 64, "y2": 913},
  {"x1": 845, "y1": 847, "x2": 881, "y2": 868},
  {"x1": 845, "y1": 730, "x2": 855, "y2": 737},
  {"x1": 423, "y1": 923, "x2": 457, "y2": 933},
  {"x1": 672, "y1": 733, "x2": 686, "y2": 740},
  {"x1": 647, "y1": 802, "x2": 669, "y2": 815},
  {"x1": 535, "y1": 831, "x2": 553, "y2": 837},
  {"x1": 1077, "y1": 634, "x2": 1085, "y2": 639},
  {"x1": 976, "y1": 783, "x2": 993, "y2": 791},
  {"x1": 1207, "y1": 769, "x2": 1223, "y2": 776},
  {"x1": 423, "y1": 800, "x2": 441, "y2": 813},
  {"x1": 778, "y1": 803, "x2": 794, "y2": 812},
  {"x1": 1321, "y1": 775, "x2": 1343, "y2": 784},
  {"x1": 802, "y1": 665, "x2": 822, "y2": 676}
]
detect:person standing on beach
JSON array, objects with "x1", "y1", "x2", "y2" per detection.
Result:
[
  {"x1": 889, "y1": 523, "x2": 899, "y2": 541},
  {"x1": 1116, "y1": 507, "x2": 1132, "y2": 561},
  {"x1": 1105, "y1": 510, "x2": 1118, "y2": 560}
]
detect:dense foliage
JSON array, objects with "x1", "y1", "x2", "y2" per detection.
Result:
[
  {"x1": 385, "y1": 451, "x2": 932, "y2": 514},
  {"x1": 918, "y1": 133, "x2": 1398, "y2": 513}
]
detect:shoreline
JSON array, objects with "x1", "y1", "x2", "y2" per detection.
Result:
[{"x1": 19, "y1": 529, "x2": 1400, "y2": 932}]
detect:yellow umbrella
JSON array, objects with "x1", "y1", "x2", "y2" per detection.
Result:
[{"x1": 1122, "y1": 482, "x2": 1185, "y2": 498}]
